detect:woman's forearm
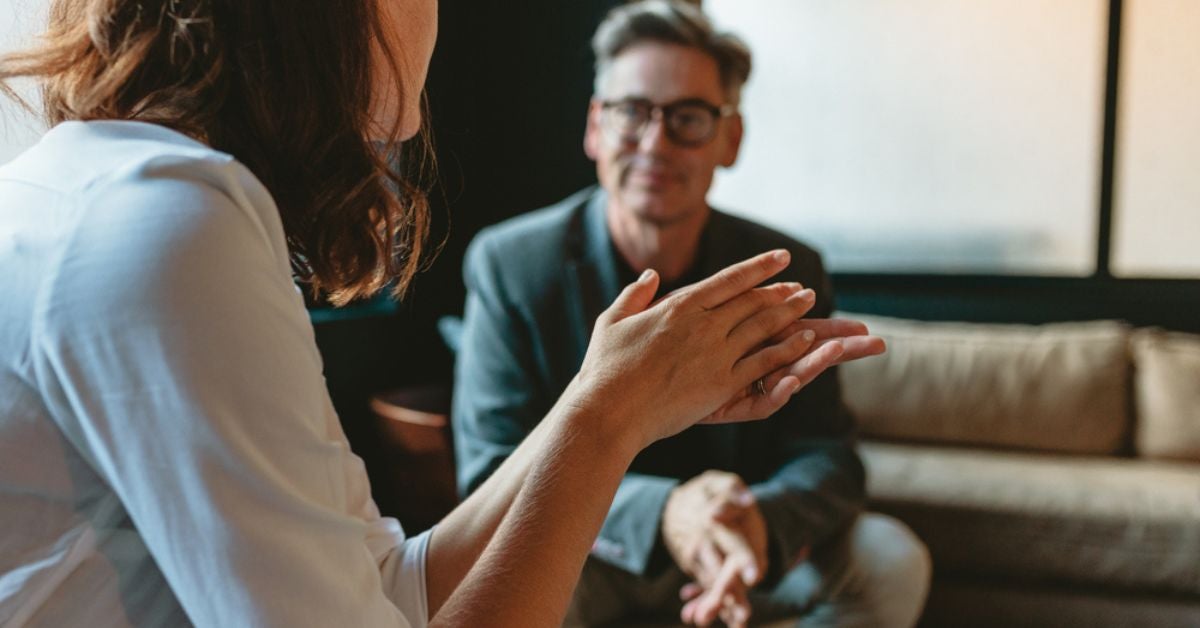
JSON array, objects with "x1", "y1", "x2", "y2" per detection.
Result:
[
  {"x1": 423, "y1": 379, "x2": 639, "y2": 621},
  {"x1": 422, "y1": 408, "x2": 554, "y2": 614},
  {"x1": 427, "y1": 399, "x2": 638, "y2": 626}
]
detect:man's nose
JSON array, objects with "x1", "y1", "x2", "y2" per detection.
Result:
[{"x1": 637, "y1": 114, "x2": 670, "y2": 154}]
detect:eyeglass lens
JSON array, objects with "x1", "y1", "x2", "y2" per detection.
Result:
[{"x1": 604, "y1": 99, "x2": 723, "y2": 147}]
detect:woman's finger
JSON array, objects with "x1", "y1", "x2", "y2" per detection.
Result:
[
  {"x1": 709, "y1": 282, "x2": 803, "y2": 329},
  {"x1": 769, "y1": 341, "x2": 847, "y2": 390},
  {"x1": 726, "y1": 289, "x2": 817, "y2": 355},
  {"x1": 794, "y1": 335, "x2": 885, "y2": 369},
  {"x1": 725, "y1": 337, "x2": 883, "y2": 420},
  {"x1": 760, "y1": 335, "x2": 884, "y2": 385},
  {"x1": 700, "y1": 331, "x2": 886, "y2": 425},
  {"x1": 732, "y1": 328, "x2": 822, "y2": 386},
  {"x1": 768, "y1": 317, "x2": 871, "y2": 346},
  {"x1": 596, "y1": 268, "x2": 659, "y2": 326},
  {"x1": 700, "y1": 370, "x2": 802, "y2": 424},
  {"x1": 833, "y1": 335, "x2": 887, "y2": 364},
  {"x1": 683, "y1": 249, "x2": 791, "y2": 311}
]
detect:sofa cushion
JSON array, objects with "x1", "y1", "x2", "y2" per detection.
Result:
[
  {"x1": 839, "y1": 314, "x2": 1131, "y2": 455},
  {"x1": 922, "y1": 579, "x2": 1200, "y2": 628},
  {"x1": 860, "y1": 441, "x2": 1200, "y2": 596},
  {"x1": 1132, "y1": 329, "x2": 1200, "y2": 462}
]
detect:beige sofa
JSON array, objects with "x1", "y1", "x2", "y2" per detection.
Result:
[{"x1": 840, "y1": 314, "x2": 1200, "y2": 627}]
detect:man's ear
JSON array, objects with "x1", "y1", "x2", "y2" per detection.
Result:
[
  {"x1": 719, "y1": 113, "x2": 744, "y2": 168},
  {"x1": 584, "y1": 99, "x2": 604, "y2": 161}
]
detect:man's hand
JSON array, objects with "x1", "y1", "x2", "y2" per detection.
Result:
[{"x1": 663, "y1": 471, "x2": 769, "y2": 627}]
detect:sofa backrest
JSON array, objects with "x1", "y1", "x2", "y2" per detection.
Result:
[
  {"x1": 1131, "y1": 328, "x2": 1200, "y2": 461},
  {"x1": 838, "y1": 313, "x2": 1132, "y2": 456}
]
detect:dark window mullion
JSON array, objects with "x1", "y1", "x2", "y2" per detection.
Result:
[{"x1": 1096, "y1": 0, "x2": 1123, "y2": 278}]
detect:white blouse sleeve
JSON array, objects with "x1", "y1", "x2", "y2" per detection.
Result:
[{"x1": 31, "y1": 154, "x2": 429, "y2": 627}]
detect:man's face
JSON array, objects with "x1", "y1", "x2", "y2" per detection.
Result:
[{"x1": 585, "y1": 42, "x2": 743, "y2": 226}]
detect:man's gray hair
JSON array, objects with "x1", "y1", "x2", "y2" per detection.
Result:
[{"x1": 592, "y1": 0, "x2": 752, "y2": 104}]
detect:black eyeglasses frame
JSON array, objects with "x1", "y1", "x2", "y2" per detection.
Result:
[{"x1": 598, "y1": 97, "x2": 738, "y2": 148}]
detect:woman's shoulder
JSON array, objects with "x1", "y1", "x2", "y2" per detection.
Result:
[
  {"x1": 9, "y1": 121, "x2": 212, "y2": 186},
  {"x1": 19, "y1": 121, "x2": 285, "y2": 259},
  {"x1": 14, "y1": 121, "x2": 296, "y2": 332},
  {"x1": 10, "y1": 121, "x2": 271, "y2": 223}
]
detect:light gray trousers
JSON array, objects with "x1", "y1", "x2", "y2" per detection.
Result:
[{"x1": 565, "y1": 513, "x2": 932, "y2": 628}]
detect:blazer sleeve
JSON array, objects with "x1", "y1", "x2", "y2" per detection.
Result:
[{"x1": 749, "y1": 249, "x2": 867, "y2": 581}]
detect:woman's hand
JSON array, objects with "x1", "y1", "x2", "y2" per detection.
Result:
[
  {"x1": 702, "y1": 317, "x2": 886, "y2": 424},
  {"x1": 570, "y1": 249, "x2": 882, "y2": 448}
]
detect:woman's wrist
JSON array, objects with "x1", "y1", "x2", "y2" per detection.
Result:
[{"x1": 555, "y1": 373, "x2": 647, "y2": 464}]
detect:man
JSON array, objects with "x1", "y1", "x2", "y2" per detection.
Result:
[{"x1": 453, "y1": 1, "x2": 931, "y2": 626}]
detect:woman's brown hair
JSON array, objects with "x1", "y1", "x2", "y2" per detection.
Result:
[{"x1": 0, "y1": 0, "x2": 433, "y2": 305}]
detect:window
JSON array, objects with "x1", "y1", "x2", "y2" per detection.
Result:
[
  {"x1": 705, "y1": 0, "x2": 1109, "y2": 275},
  {"x1": 0, "y1": 0, "x2": 47, "y2": 166},
  {"x1": 1111, "y1": 0, "x2": 1200, "y2": 278}
]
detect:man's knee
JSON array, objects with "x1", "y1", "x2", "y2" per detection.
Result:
[
  {"x1": 854, "y1": 513, "x2": 932, "y2": 585},
  {"x1": 850, "y1": 513, "x2": 932, "y2": 626}
]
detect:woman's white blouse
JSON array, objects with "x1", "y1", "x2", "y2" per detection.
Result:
[{"x1": 0, "y1": 121, "x2": 430, "y2": 627}]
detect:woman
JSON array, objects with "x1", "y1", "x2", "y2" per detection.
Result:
[{"x1": 0, "y1": 0, "x2": 882, "y2": 626}]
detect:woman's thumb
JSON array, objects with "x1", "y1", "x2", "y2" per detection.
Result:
[{"x1": 604, "y1": 269, "x2": 659, "y2": 323}]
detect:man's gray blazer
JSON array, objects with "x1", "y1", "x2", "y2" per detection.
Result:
[{"x1": 452, "y1": 186, "x2": 866, "y2": 580}]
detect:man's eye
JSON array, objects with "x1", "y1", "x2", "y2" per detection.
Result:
[
  {"x1": 616, "y1": 103, "x2": 644, "y2": 118},
  {"x1": 673, "y1": 110, "x2": 707, "y2": 128}
]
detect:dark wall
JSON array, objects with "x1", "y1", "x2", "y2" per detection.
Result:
[
  {"x1": 312, "y1": 1, "x2": 622, "y2": 384},
  {"x1": 397, "y1": 0, "x2": 623, "y2": 381}
]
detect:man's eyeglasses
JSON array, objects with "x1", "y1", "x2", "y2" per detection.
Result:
[{"x1": 599, "y1": 97, "x2": 736, "y2": 148}]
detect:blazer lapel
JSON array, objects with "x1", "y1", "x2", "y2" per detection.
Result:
[{"x1": 564, "y1": 188, "x2": 621, "y2": 371}]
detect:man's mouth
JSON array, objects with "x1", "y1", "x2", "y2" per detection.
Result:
[
  {"x1": 630, "y1": 169, "x2": 673, "y2": 184},
  {"x1": 623, "y1": 162, "x2": 680, "y2": 188}
]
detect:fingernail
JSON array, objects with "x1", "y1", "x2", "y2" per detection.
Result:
[
  {"x1": 639, "y1": 269, "x2": 655, "y2": 283},
  {"x1": 786, "y1": 289, "x2": 813, "y2": 304},
  {"x1": 772, "y1": 249, "x2": 790, "y2": 264},
  {"x1": 802, "y1": 329, "x2": 816, "y2": 343}
]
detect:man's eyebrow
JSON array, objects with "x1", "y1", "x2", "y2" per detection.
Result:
[
  {"x1": 669, "y1": 97, "x2": 720, "y2": 107},
  {"x1": 605, "y1": 96, "x2": 718, "y2": 106}
]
